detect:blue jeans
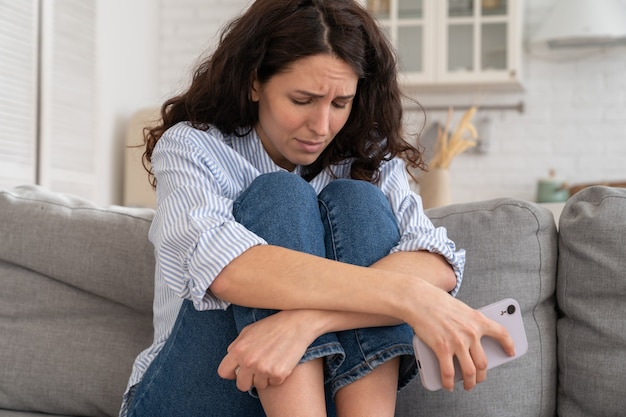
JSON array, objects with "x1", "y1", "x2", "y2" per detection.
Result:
[{"x1": 128, "y1": 172, "x2": 416, "y2": 417}]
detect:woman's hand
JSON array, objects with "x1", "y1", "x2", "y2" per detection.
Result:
[
  {"x1": 370, "y1": 251, "x2": 515, "y2": 391},
  {"x1": 407, "y1": 284, "x2": 515, "y2": 392},
  {"x1": 217, "y1": 309, "x2": 320, "y2": 392}
]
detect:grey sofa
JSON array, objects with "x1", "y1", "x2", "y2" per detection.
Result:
[{"x1": 1, "y1": 184, "x2": 625, "y2": 417}]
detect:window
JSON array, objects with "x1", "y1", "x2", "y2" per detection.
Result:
[
  {"x1": 0, "y1": 0, "x2": 97, "y2": 199},
  {"x1": 0, "y1": 0, "x2": 39, "y2": 187}
]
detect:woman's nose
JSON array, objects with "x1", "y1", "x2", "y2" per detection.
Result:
[{"x1": 308, "y1": 105, "x2": 331, "y2": 137}]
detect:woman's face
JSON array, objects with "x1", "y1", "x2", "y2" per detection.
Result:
[{"x1": 251, "y1": 54, "x2": 358, "y2": 171}]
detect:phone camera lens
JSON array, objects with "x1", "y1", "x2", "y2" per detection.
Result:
[{"x1": 507, "y1": 304, "x2": 516, "y2": 315}]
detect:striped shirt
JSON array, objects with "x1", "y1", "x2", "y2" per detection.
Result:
[{"x1": 120, "y1": 122, "x2": 465, "y2": 416}]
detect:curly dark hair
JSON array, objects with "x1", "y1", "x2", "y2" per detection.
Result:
[{"x1": 144, "y1": 0, "x2": 425, "y2": 187}]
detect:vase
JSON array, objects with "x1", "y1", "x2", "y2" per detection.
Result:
[{"x1": 419, "y1": 168, "x2": 451, "y2": 210}]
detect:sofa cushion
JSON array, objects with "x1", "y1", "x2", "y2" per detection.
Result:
[
  {"x1": 0, "y1": 411, "x2": 73, "y2": 417},
  {"x1": 557, "y1": 186, "x2": 626, "y2": 417},
  {"x1": 0, "y1": 186, "x2": 156, "y2": 417},
  {"x1": 396, "y1": 198, "x2": 558, "y2": 417}
]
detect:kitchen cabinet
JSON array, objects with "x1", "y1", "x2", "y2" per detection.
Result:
[{"x1": 359, "y1": 0, "x2": 523, "y2": 91}]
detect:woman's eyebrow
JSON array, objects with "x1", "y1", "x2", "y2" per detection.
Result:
[{"x1": 294, "y1": 90, "x2": 356, "y2": 100}]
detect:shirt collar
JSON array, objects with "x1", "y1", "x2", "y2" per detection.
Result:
[{"x1": 232, "y1": 127, "x2": 302, "y2": 175}]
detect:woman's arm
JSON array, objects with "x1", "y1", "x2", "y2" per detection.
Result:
[
  {"x1": 370, "y1": 250, "x2": 457, "y2": 293},
  {"x1": 212, "y1": 244, "x2": 455, "y2": 317},
  {"x1": 211, "y1": 245, "x2": 414, "y2": 315},
  {"x1": 213, "y1": 245, "x2": 514, "y2": 392},
  {"x1": 216, "y1": 248, "x2": 455, "y2": 334}
]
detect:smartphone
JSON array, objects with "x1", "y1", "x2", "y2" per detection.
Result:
[{"x1": 412, "y1": 298, "x2": 528, "y2": 391}]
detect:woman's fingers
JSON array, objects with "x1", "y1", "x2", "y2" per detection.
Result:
[
  {"x1": 458, "y1": 341, "x2": 489, "y2": 391},
  {"x1": 218, "y1": 355, "x2": 275, "y2": 392},
  {"x1": 435, "y1": 341, "x2": 481, "y2": 392},
  {"x1": 217, "y1": 310, "x2": 314, "y2": 392},
  {"x1": 484, "y1": 318, "x2": 516, "y2": 357},
  {"x1": 217, "y1": 353, "x2": 239, "y2": 380},
  {"x1": 470, "y1": 343, "x2": 489, "y2": 385},
  {"x1": 253, "y1": 375, "x2": 270, "y2": 390},
  {"x1": 424, "y1": 298, "x2": 516, "y2": 392},
  {"x1": 436, "y1": 353, "x2": 457, "y2": 392},
  {"x1": 235, "y1": 369, "x2": 252, "y2": 392}
]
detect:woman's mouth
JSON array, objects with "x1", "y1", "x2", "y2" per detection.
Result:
[{"x1": 295, "y1": 139, "x2": 326, "y2": 153}]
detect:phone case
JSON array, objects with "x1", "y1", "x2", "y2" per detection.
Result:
[{"x1": 412, "y1": 298, "x2": 528, "y2": 391}]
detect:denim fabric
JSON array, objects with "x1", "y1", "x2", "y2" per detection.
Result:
[
  {"x1": 232, "y1": 172, "x2": 417, "y2": 398},
  {"x1": 128, "y1": 302, "x2": 266, "y2": 417},
  {"x1": 127, "y1": 172, "x2": 417, "y2": 417},
  {"x1": 231, "y1": 173, "x2": 345, "y2": 385},
  {"x1": 318, "y1": 178, "x2": 401, "y2": 266}
]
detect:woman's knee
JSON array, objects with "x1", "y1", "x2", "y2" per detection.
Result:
[
  {"x1": 318, "y1": 179, "x2": 395, "y2": 224},
  {"x1": 318, "y1": 180, "x2": 399, "y2": 265},
  {"x1": 234, "y1": 172, "x2": 325, "y2": 254},
  {"x1": 240, "y1": 172, "x2": 316, "y2": 207},
  {"x1": 234, "y1": 172, "x2": 318, "y2": 224},
  {"x1": 319, "y1": 179, "x2": 383, "y2": 205}
]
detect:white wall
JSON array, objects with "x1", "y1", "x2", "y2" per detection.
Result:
[
  {"x1": 155, "y1": 0, "x2": 626, "y2": 204},
  {"x1": 157, "y1": 0, "x2": 251, "y2": 98},
  {"x1": 95, "y1": 0, "x2": 160, "y2": 205}
]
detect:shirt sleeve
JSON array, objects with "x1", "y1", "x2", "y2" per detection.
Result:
[
  {"x1": 149, "y1": 125, "x2": 267, "y2": 310},
  {"x1": 378, "y1": 158, "x2": 465, "y2": 297}
]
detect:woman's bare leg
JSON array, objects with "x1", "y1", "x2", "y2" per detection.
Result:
[
  {"x1": 257, "y1": 358, "x2": 327, "y2": 417},
  {"x1": 334, "y1": 357, "x2": 400, "y2": 417}
]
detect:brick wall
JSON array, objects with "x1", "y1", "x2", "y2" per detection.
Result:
[{"x1": 157, "y1": 0, "x2": 626, "y2": 203}]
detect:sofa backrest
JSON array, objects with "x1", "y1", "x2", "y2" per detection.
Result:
[
  {"x1": 0, "y1": 186, "x2": 155, "y2": 417},
  {"x1": 396, "y1": 198, "x2": 559, "y2": 417},
  {"x1": 557, "y1": 186, "x2": 626, "y2": 417}
]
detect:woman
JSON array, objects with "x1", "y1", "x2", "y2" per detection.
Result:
[{"x1": 122, "y1": 1, "x2": 514, "y2": 416}]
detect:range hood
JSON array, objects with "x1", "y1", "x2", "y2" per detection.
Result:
[{"x1": 531, "y1": 0, "x2": 626, "y2": 49}]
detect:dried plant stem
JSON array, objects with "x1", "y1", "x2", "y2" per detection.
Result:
[{"x1": 430, "y1": 106, "x2": 479, "y2": 169}]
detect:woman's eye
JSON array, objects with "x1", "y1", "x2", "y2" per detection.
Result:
[
  {"x1": 292, "y1": 98, "x2": 312, "y2": 106},
  {"x1": 291, "y1": 97, "x2": 350, "y2": 109}
]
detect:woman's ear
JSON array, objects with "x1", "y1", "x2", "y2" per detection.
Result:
[{"x1": 250, "y1": 72, "x2": 260, "y2": 102}]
